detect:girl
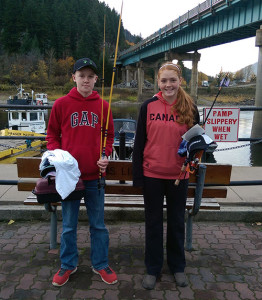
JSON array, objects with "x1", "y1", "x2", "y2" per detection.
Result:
[{"x1": 133, "y1": 62, "x2": 199, "y2": 289}]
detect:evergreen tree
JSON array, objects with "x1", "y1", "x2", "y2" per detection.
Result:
[
  {"x1": 0, "y1": 0, "x2": 139, "y2": 86},
  {"x1": 1, "y1": 0, "x2": 24, "y2": 54}
]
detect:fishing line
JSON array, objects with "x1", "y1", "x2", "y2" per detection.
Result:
[{"x1": 102, "y1": 0, "x2": 123, "y2": 158}]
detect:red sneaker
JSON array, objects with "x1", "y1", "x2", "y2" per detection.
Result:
[
  {"x1": 52, "y1": 267, "x2": 77, "y2": 287},
  {"x1": 92, "y1": 266, "x2": 118, "y2": 284}
]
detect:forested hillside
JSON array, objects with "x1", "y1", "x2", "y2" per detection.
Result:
[{"x1": 0, "y1": 0, "x2": 141, "y2": 87}]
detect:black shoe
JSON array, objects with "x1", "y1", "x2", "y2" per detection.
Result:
[
  {"x1": 174, "y1": 272, "x2": 188, "y2": 287},
  {"x1": 142, "y1": 274, "x2": 157, "y2": 290}
]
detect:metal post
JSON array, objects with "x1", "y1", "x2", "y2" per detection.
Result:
[
  {"x1": 50, "y1": 210, "x2": 57, "y2": 249},
  {"x1": 119, "y1": 130, "x2": 126, "y2": 160},
  {"x1": 44, "y1": 203, "x2": 57, "y2": 249},
  {"x1": 191, "y1": 164, "x2": 207, "y2": 215},
  {"x1": 119, "y1": 130, "x2": 126, "y2": 183},
  {"x1": 185, "y1": 164, "x2": 206, "y2": 251},
  {"x1": 185, "y1": 212, "x2": 193, "y2": 251},
  {"x1": 251, "y1": 25, "x2": 262, "y2": 138}
]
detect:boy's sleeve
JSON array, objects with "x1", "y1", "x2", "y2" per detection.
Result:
[{"x1": 46, "y1": 102, "x2": 62, "y2": 150}]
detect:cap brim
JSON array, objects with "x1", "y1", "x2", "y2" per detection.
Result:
[
  {"x1": 182, "y1": 124, "x2": 205, "y2": 142},
  {"x1": 74, "y1": 65, "x2": 97, "y2": 74}
]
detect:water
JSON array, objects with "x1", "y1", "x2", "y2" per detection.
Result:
[{"x1": 1, "y1": 103, "x2": 261, "y2": 166}]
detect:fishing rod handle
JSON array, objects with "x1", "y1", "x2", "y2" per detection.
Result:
[
  {"x1": 174, "y1": 164, "x2": 187, "y2": 186},
  {"x1": 174, "y1": 179, "x2": 180, "y2": 186}
]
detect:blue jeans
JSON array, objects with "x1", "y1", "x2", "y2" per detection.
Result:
[{"x1": 60, "y1": 178, "x2": 109, "y2": 271}]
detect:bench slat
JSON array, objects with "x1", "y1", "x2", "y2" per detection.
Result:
[
  {"x1": 24, "y1": 197, "x2": 220, "y2": 210},
  {"x1": 17, "y1": 157, "x2": 41, "y2": 178},
  {"x1": 16, "y1": 158, "x2": 232, "y2": 185},
  {"x1": 18, "y1": 179, "x2": 227, "y2": 198}
]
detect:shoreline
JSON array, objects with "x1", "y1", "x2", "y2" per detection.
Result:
[{"x1": 0, "y1": 93, "x2": 255, "y2": 107}]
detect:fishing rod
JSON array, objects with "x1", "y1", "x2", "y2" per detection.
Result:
[
  {"x1": 101, "y1": 0, "x2": 123, "y2": 158},
  {"x1": 98, "y1": 15, "x2": 106, "y2": 186},
  {"x1": 100, "y1": 15, "x2": 106, "y2": 161},
  {"x1": 203, "y1": 73, "x2": 230, "y2": 126}
]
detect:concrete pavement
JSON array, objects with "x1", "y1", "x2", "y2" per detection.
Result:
[{"x1": 0, "y1": 221, "x2": 262, "y2": 299}]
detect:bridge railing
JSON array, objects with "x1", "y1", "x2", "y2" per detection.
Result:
[{"x1": 119, "y1": 0, "x2": 227, "y2": 58}]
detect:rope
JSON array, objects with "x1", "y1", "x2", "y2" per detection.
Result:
[{"x1": 214, "y1": 138, "x2": 262, "y2": 152}]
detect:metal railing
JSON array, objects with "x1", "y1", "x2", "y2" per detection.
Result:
[{"x1": 119, "y1": 0, "x2": 227, "y2": 57}]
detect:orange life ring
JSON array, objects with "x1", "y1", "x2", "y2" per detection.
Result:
[{"x1": 37, "y1": 100, "x2": 43, "y2": 105}]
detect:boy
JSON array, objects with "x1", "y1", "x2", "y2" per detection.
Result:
[{"x1": 46, "y1": 58, "x2": 117, "y2": 287}]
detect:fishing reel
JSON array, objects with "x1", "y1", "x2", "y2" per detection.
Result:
[{"x1": 175, "y1": 131, "x2": 213, "y2": 186}]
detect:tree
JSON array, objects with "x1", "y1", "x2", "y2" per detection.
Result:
[
  {"x1": 30, "y1": 60, "x2": 49, "y2": 86},
  {"x1": 250, "y1": 74, "x2": 256, "y2": 83},
  {"x1": 10, "y1": 65, "x2": 27, "y2": 84},
  {"x1": 234, "y1": 69, "x2": 245, "y2": 82},
  {"x1": 0, "y1": 0, "x2": 138, "y2": 87},
  {"x1": 1, "y1": 0, "x2": 24, "y2": 54},
  {"x1": 45, "y1": 48, "x2": 56, "y2": 79},
  {"x1": 198, "y1": 72, "x2": 208, "y2": 86}
]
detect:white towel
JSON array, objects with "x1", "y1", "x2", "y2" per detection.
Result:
[{"x1": 40, "y1": 150, "x2": 81, "y2": 200}]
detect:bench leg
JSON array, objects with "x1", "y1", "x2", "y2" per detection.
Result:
[
  {"x1": 185, "y1": 164, "x2": 207, "y2": 252},
  {"x1": 191, "y1": 164, "x2": 206, "y2": 215},
  {"x1": 44, "y1": 203, "x2": 58, "y2": 250},
  {"x1": 185, "y1": 212, "x2": 193, "y2": 252},
  {"x1": 50, "y1": 210, "x2": 58, "y2": 249}
]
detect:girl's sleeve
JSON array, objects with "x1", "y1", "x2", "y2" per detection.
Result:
[{"x1": 132, "y1": 103, "x2": 147, "y2": 187}]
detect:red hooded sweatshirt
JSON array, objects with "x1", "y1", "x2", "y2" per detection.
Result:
[
  {"x1": 46, "y1": 87, "x2": 114, "y2": 180},
  {"x1": 133, "y1": 91, "x2": 199, "y2": 186}
]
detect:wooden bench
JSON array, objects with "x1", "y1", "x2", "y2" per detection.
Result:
[{"x1": 16, "y1": 157, "x2": 232, "y2": 252}]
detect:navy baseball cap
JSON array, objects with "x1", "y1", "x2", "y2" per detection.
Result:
[{"x1": 73, "y1": 58, "x2": 98, "y2": 74}]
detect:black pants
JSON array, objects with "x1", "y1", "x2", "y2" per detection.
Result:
[{"x1": 143, "y1": 176, "x2": 188, "y2": 276}]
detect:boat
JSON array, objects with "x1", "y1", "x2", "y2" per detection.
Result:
[
  {"x1": 35, "y1": 92, "x2": 48, "y2": 106},
  {"x1": 111, "y1": 119, "x2": 137, "y2": 160},
  {"x1": 6, "y1": 84, "x2": 47, "y2": 134},
  {"x1": 0, "y1": 129, "x2": 46, "y2": 163}
]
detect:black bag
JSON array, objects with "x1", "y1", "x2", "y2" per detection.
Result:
[{"x1": 32, "y1": 176, "x2": 85, "y2": 204}]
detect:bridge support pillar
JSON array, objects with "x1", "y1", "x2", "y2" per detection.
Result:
[
  {"x1": 251, "y1": 25, "x2": 262, "y2": 138},
  {"x1": 154, "y1": 67, "x2": 159, "y2": 94},
  {"x1": 126, "y1": 66, "x2": 132, "y2": 87},
  {"x1": 137, "y1": 62, "x2": 144, "y2": 101},
  {"x1": 121, "y1": 68, "x2": 126, "y2": 83},
  {"x1": 191, "y1": 52, "x2": 200, "y2": 103}
]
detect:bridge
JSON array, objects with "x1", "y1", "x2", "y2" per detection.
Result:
[{"x1": 116, "y1": 0, "x2": 262, "y2": 101}]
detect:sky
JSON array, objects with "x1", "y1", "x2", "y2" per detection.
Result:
[{"x1": 99, "y1": 0, "x2": 259, "y2": 77}]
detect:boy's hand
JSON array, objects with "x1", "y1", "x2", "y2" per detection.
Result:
[{"x1": 97, "y1": 156, "x2": 109, "y2": 173}]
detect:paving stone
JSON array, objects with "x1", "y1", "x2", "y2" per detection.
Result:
[{"x1": 0, "y1": 221, "x2": 262, "y2": 299}]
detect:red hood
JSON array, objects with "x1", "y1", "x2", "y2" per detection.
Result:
[
  {"x1": 155, "y1": 91, "x2": 177, "y2": 106},
  {"x1": 68, "y1": 87, "x2": 101, "y2": 102}
]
